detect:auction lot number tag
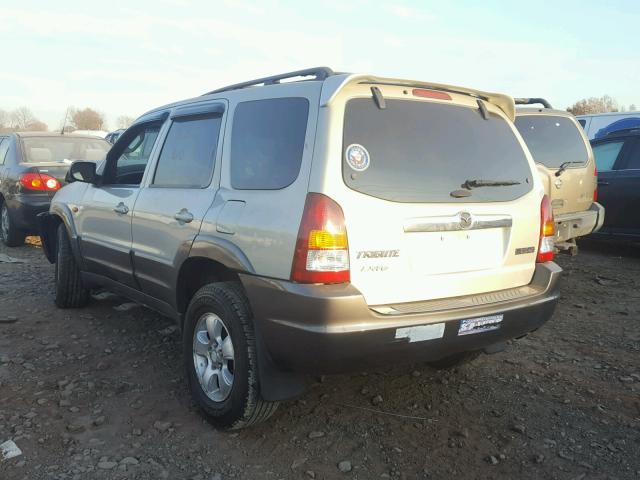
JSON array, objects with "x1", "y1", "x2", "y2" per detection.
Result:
[{"x1": 458, "y1": 314, "x2": 504, "y2": 336}]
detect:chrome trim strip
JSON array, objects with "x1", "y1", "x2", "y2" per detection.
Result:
[
  {"x1": 370, "y1": 284, "x2": 540, "y2": 316},
  {"x1": 404, "y1": 214, "x2": 512, "y2": 233}
]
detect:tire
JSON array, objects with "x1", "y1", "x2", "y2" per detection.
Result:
[
  {"x1": 54, "y1": 224, "x2": 89, "y2": 308},
  {"x1": 427, "y1": 351, "x2": 481, "y2": 370},
  {"x1": 184, "y1": 281, "x2": 278, "y2": 430},
  {"x1": 0, "y1": 202, "x2": 26, "y2": 247}
]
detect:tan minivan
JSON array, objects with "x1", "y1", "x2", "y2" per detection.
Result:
[{"x1": 514, "y1": 99, "x2": 605, "y2": 254}]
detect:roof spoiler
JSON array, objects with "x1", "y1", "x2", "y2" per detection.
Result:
[
  {"x1": 320, "y1": 74, "x2": 517, "y2": 121},
  {"x1": 514, "y1": 98, "x2": 553, "y2": 109}
]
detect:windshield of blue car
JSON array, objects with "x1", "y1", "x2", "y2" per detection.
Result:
[{"x1": 21, "y1": 137, "x2": 111, "y2": 164}]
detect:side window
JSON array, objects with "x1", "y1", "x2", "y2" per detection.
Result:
[
  {"x1": 110, "y1": 124, "x2": 161, "y2": 185},
  {"x1": 592, "y1": 141, "x2": 624, "y2": 171},
  {"x1": 230, "y1": 97, "x2": 309, "y2": 190},
  {"x1": 623, "y1": 140, "x2": 640, "y2": 170},
  {"x1": 578, "y1": 119, "x2": 586, "y2": 128},
  {"x1": 153, "y1": 114, "x2": 222, "y2": 188},
  {"x1": 0, "y1": 138, "x2": 7, "y2": 165}
]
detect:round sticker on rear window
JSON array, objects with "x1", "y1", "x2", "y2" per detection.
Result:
[{"x1": 345, "y1": 144, "x2": 370, "y2": 172}]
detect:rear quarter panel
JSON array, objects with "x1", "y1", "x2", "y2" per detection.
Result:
[{"x1": 198, "y1": 82, "x2": 322, "y2": 280}]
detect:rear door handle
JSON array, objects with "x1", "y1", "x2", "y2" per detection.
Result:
[
  {"x1": 113, "y1": 202, "x2": 129, "y2": 215},
  {"x1": 174, "y1": 208, "x2": 194, "y2": 224},
  {"x1": 597, "y1": 181, "x2": 610, "y2": 186}
]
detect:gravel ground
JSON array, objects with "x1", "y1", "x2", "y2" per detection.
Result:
[{"x1": 0, "y1": 237, "x2": 639, "y2": 480}]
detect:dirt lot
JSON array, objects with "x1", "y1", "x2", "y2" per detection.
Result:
[{"x1": 0, "y1": 238, "x2": 639, "y2": 480}]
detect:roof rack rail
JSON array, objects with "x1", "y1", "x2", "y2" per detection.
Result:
[
  {"x1": 205, "y1": 67, "x2": 336, "y2": 95},
  {"x1": 605, "y1": 127, "x2": 640, "y2": 137},
  {"x1": 514, "y1": 97, "x2": 552, "y2": 109}
]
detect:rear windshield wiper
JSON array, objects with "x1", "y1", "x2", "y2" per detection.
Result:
[
  {"x1": 554, "y1": 161, "x2": 582, "y2": 177},
  {"x1": 461, "y1": 179, "x2": 521, "y2": 189}
]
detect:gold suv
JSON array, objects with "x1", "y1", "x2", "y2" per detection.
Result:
[{"x1": 515, "y1": 98, "x2": 605, "y2": 254}]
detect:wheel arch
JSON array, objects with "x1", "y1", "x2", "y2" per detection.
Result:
[
  {"x1": 176, "y1": 235, "x2": 255, "y2": 315},
  {"x1": 176, "y1": 237, "x2": 307, "y2": 402},
  {"x1": 39, "y1": 204, "x2": 80, "y2": 264}
]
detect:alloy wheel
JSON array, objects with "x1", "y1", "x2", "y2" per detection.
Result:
[{"x1": 192, "y1": 313, "x2": 235, "y2": 402}]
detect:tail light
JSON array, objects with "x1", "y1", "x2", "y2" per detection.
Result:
[
  {"x1": 593, "y1": 165, "x2": 598, "y2": 202},
  {"x1": 20, "y1": 173, "x2": 60, "y2": 192},
  {"x1": 537, "y1": 195, "x2": 555, "y2": 263},
  {"x1": 291, "y1": 193, "x2": 350, "y2": 284}
]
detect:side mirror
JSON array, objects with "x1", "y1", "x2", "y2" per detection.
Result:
[{"x1": 67, "y1": 161, "x2": 97, "y2": 184}]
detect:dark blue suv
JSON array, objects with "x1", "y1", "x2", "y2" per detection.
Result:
[{"x1": 591, "y1": 129, "x2": 640, "y2": 240}]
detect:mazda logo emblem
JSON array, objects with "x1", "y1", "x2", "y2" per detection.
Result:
[{"x1": 459, "y1": 212, "x2": 473, "y2": 230}]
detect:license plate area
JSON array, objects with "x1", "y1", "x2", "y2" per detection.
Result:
[
  {"x1": 458, "y1": 314, "x2": 503, "y2": 336},
  {"x1": 407, "y1": 230, "x2": 507, "y2": 275}
]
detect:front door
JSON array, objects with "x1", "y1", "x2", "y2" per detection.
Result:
[
  {"x1": 77, "y1": 123, "x2": 162, "y2": 287},
  {"x1": 132, "y1": 102, "x2": 225, "y2": 306}
]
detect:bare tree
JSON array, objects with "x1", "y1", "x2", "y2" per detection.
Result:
[
  {"x1": 0, "y1": 107, "x2": 47, "y2": 132},
  {"x1": 567, "y1": 95, "x2": 619, "y2": 115},
  {"x1": 70, "y1": 107, "x2": 106, "y2": 130},
  {"x1": 0, "y1": 109, "x2": 8, "y2": 131},
  {"x1": 116, "y1": 115, "x2": 135, "y2": 130},
  {"x1": 10, "y1": 107, "x2": 37, "y2": 130}
]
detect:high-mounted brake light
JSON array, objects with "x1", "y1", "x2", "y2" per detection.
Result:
[
  {"x1": 20, "y1": 173, "x2": 61, "y2": 192},
  {"x1": 593, "y1": 165, "x2": 598, "y2": 202},
  {"x1": 291, "y1": 193, "x2": 350, "y2": 284},
  {"x1": 412, "y1": 89, "x2": 452, "y2": 100},
  {"x1": 537, "y1": 195, "x2": 555, "y2": 263}
]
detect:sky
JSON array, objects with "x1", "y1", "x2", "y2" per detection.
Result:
[{"x1": 2, "y1": 0, "x2": 639, "y2": 131}]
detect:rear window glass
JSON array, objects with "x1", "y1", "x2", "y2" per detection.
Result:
[
  {"x1": 343, "y1": 99, "x2": 533, "y2": 203},
  {"x1": 21, "y1": 137, "x2": 110, "y2": 164},
  {"x1": 515, "y1": 115, "x2": 588, "y2": 168},
  {"x1": 230, "y1": 97, "x2": 309, "y2": 190}
]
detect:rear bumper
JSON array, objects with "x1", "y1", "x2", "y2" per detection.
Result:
[
  {"x1": 241, "y1": 262, "x2": 561, "y2": 374},
  {"x1": 5, "y1": 193, "x2": 51, "y2": 233},
  {"x1": 555, "y1": 202, "x2": 605, "y2": 243}
]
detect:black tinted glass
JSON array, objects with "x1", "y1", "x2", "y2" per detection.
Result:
[
  {"x1": 625, "y1": 141, "x2": 640, "y2": 170},
  {"x1": 113, "y1": 125, "x2": 160, "y2": 185},
  {"x1": 153, "y1": 115, "x2": 221, "y2": 187},
  {"x1": 343, "y1": 99, "x2": 532, "y2": 203},
  {"x1": 515, "y1": 115, "x2": 588, "y2": 168},
  {"x1": 230, "y1": 98, "x2": 309, "y2": 190}
]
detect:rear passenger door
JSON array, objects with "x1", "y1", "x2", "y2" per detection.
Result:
[
  {"x1": 131, "y1": 102, "x2": 226, "y2": 306},
  {"x1": 608, "y1": 138, "x2": 640, "y2": 236},
  {"x1": 592, "y1": 138, "x2": 626, "y2": 233}
]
